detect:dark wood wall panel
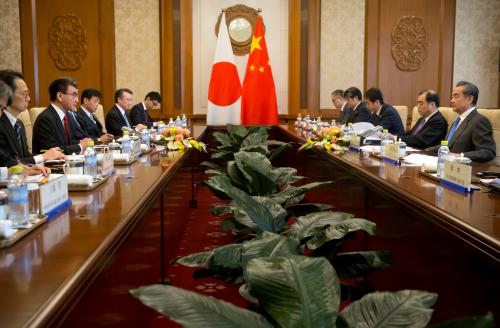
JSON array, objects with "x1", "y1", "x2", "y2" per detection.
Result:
[
  {"x1": 20, "y1": 0, "x2": 115, "y2": 111},
  {"x1": 365, "y1": 0, "x2": 455, "y2": 125}
]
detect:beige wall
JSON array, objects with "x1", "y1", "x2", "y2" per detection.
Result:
[
  {"x1": 114, "y1": 0, "x2": 161, "y2": 107},
  {"x1": 0, "y1": 0, "x2": 22, "y2": 71},
  {"x1": 453, "y1": 0, "x2": 500, "y2": 108},
  {"x1": 193, "y1": 0, "x2": 288, "y2": 115},
  {"x1": 320, "y1": 0, "x2": 365, "y2": 110}
]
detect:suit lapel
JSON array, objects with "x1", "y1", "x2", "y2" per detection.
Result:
[
  {"x1": 48, "y1": 106, "x2": 68, "y2": 145},
  {"x1": 1, "y1": 115, "x2": 23, "y2": 156}
]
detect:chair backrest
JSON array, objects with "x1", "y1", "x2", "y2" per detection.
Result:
[
  {"x1": 94, "y1": 105, "x2": 106, "y2": 132},
  {"x1": 29, "y1": 107, "x2": 46, "y2": 127},
  {"x1": 411, "y1": 106, "x2": 419, "y2": 128},
  {"x1": 477, "y1": 108, "x2": 500, "y2": 157},
  {"x1": 393, "y1": 105, "x2": 408, "y2": 131},
  {"x1": 438, "y1": 107, "x2": 458, "y2": 129},
  {"x1": 18, "y1": 110, "x2": 33, "y2": 153}
]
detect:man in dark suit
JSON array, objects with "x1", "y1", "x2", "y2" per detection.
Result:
[
  {"x1": 130, "y1": 91, "x2": 161, "y2": 128},
  {"x1": 439, "y1": 81, "x2": 495, "y2": 162},
  {"x1": 343, "y1": 87, "x2": 372, "y2": 124},
  {"x1": 331, "y1": 89, "x2": 352, "y2": 125},
  {"x1": 0, "y1": 79, "x2": 50, "y2": 176},
  {"x1": 32, "y1": 77, "x2": 91, "y2": 155},
  {"x1": 77, "y1": 88, "x2": 113, "y2": 143},
  {"x1": 105, "y1": 88, "x2": 144, "y2": 136},
  {"x1": 364, "y1": 87, "x2": 405, "y2": 135},
  {"x1": 0, "y1": 70, "x2": 64, "y2": 163},
  {"x1": 386, "y1": 90, "x2": 447, "y2": 149}
]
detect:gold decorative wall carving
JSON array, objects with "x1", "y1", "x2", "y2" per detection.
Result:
[
  {"x1": 48, "y1": 14, "x2": 87, "y2": 71},
  {"x1": 391, "y1": 15, "x2": 427, "y2": 71},
  {"x1": 214, "y1": 4, "x2": 264, "y2": 56}
]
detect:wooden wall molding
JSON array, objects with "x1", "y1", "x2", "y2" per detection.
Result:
[
  {"x1": 19, "y1": 0, "x2": 116, "y2": 111},
  {"x1": 288, "y1": 0, "x2": 321, "y2": 117},
  {"x1": 159, "y1": 0, "x2": 193, "y2": 120}
]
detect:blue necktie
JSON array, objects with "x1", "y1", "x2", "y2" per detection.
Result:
[{"x1": 447, "y1": 117, "x2": 461, "y2": 142}]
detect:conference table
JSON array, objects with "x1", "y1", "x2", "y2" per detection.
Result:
[{"x1": 0, "y1": 125, "x2": 498, "y2": 327}]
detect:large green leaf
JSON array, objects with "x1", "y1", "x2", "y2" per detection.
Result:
[
  {"x1": 331, "y1": 251, "x2": 393, "y2": 278},
  {"x1": 209, "y1": 175, "x2": 275, "y2": 232},
  {"x1": 241, "y1": 132, "x2": 268, "y2": 148},
  {"x1": 272, "y1": 181, "x2": 333, "y2": 205},
  {"x1": 234, "y1": 151, "x2": 276, "y2": 195},
  {"x1": 232, "y1": 196, "x2": 287, "y2": 233},
  {"x1": 268, "y1": 142, "x2": 292, "y2": 161},
  {"x1": 212, "y1": 131, "x2": 234, "y2": 147},
  {"x1": 270, "y1": 167, "x2": 298, "y2": 185},
  {"x1": 241, "y1": 232, "x2": 300, "y2": 266},
  {"x1": 244, "y1": 255, "x2": 340, "y2": 328},
  {"x1": 131, "y1": 285, "x2": 273, "y2": 328},
  {"x1": 206, "y1": 176, "x2": 231, "y2": 200},
  {"x1": 286, "y1": 203, "x2": 334, "y2": 217},
  {"x1": 240, "y1": 145, "x2": 269, "y2": 155},
  {"x1": 306, "y1": 218, "x2": 377, "y2": 249},
  {"x1": 429, "y1": 312, "x2": 495, "y2": 328},
  {"x1": 172, "y1": 244, "x2": 242, "y2": 269},
  {"x1": 226, "y1": 161, "x2": 249, "y2": 191},
  {"x1": 227, "y1": 125, "x2": 249, "y2": 143},
  {"x1": 172, "y1": 251, "x2": 213, "y2": 267},
  {"x1": 338, "y1": 290, "x2": 437, "y2": 328},
  {"x1": 288, "y1": 211, "x2": 354, "y2": 241}
]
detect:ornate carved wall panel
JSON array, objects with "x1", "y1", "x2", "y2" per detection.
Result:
[
  {"x1": 48, "y1": 15, "x2": 87, "y2": 71},
  {"x1": 391, "y1": 15, "x2": 427, "y2": 72},
  {"x1": 365, "y1": 0, "x2": 455, "y2": 128}
]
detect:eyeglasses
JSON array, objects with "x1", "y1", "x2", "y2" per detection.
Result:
[
  {"x1": 17, "y1": 91, "x2": 30, "y2": 99},
  {"x1": 62, "y1": 92, "x2": 79, "y2": 98}
]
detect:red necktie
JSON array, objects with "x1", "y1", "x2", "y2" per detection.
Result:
[{"x1": 63, "y1": 115, "x2": 70, "y2": 143}]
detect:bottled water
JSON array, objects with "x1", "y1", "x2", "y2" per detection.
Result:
[
  {"x1": 121, "y1": 130, "x2": 132, "y2": 155},
  {"x1": 175, "y1": 115, "x2": 182, "y2": 127},
  {"x1": 84, "y1": 140, "x2": 97, "y2": 178},
  {"x1": 181, "y1": 114, "x2": 188, "y2": 127},
  {"x1": 8, "y1": 165, "x2": 29, "y2": 228},
  {"x1": 295, "y1": 113, "x2": 302, "y2": 128},
  {"x1": 344, "y1": 123, "x2": 351, "y2": 142},
  {"x1": 380, "y1": 129, "x2": 389, "y2": 154},
  {"x1": 141, "y1": 129, "x2": 150, "y2": 148},
  {"x1": 330, "y1": 119, "x2": 337, "y2": 127},
  {"x1": 437, "y1": 140, "x2": 450, "y2": 178},
  {"x1": 168, "y1": 118, "x2": 174, "y2": 127}
]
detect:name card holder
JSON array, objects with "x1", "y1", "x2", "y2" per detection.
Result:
[
  {"x1": 100, "y1": 151, "x2": 115, "y2": 177},
  {"x1": 349, "y1": 135, "x2": 361, "y2": 151},
  {"x1": 382, "y1": 143, "x2": 401, "y2": 165},
  {"x1": 40, "y1": 175, "x2": 71, "y2": 218},
  {"x1": 441, "y1": 160, "x2": 474, "y2": 193},
  {"x1": 132, "y1": 140, "x2": 142, "y2": 158}
]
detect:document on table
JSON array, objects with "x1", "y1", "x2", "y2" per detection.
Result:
[{"x1": 403, "y1": 153, "x2": 437, "y2": 171}]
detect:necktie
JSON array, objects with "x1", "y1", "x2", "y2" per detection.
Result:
[
  {"x1": 122, "y1": 111, "x2": 132, "y2": 128},
  {"x1": 63, "y1": 115, "x2": 70, "y2": 143},
  {"x1": 71, "y1": 112, "x2": 82, "y2": 128},
  {"x1": 411, "y1": 118, "x2": 426, "y2": 136},
  {"x1": 446, "y1": 117, "x2": 461, "y2": 142},
  {"x1": 14, "y1": 121, "x2": 23, "y2": 149}
]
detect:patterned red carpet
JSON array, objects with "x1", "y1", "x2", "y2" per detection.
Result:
[{"x1": 62, "y1": 167, "x2": 245, "y2": 327}]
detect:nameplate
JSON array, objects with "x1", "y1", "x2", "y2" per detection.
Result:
[
  {"x1": 40, "y1": 175, "x2": 69, "y2": 215},
  {"x1": 132, "y1": 140, "x2": 141, "y2": 157},
  {"x1": 442, "y1": 160, "x2": 472, "y2": 192},
  {"x1": 383, "y1": 143, "x2": 400, "y2": 164},
  {"x1": 100, "y1": 151, "x2": 114, "y2": 176},
  {"x1": 350, "y1": 135, "x2": 361, "y2": 149}
]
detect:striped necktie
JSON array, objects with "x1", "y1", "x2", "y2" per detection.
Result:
[
  {"x1": 14, "y1": 121, "x2": 23, "y2": 149},
  {"x1": 446, "y1": 117, "x2": 461, "y2": 142}
]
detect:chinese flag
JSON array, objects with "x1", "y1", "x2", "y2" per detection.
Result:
[{"x1": 241, "y1": 15, "x2": 278, "y2": 125}]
